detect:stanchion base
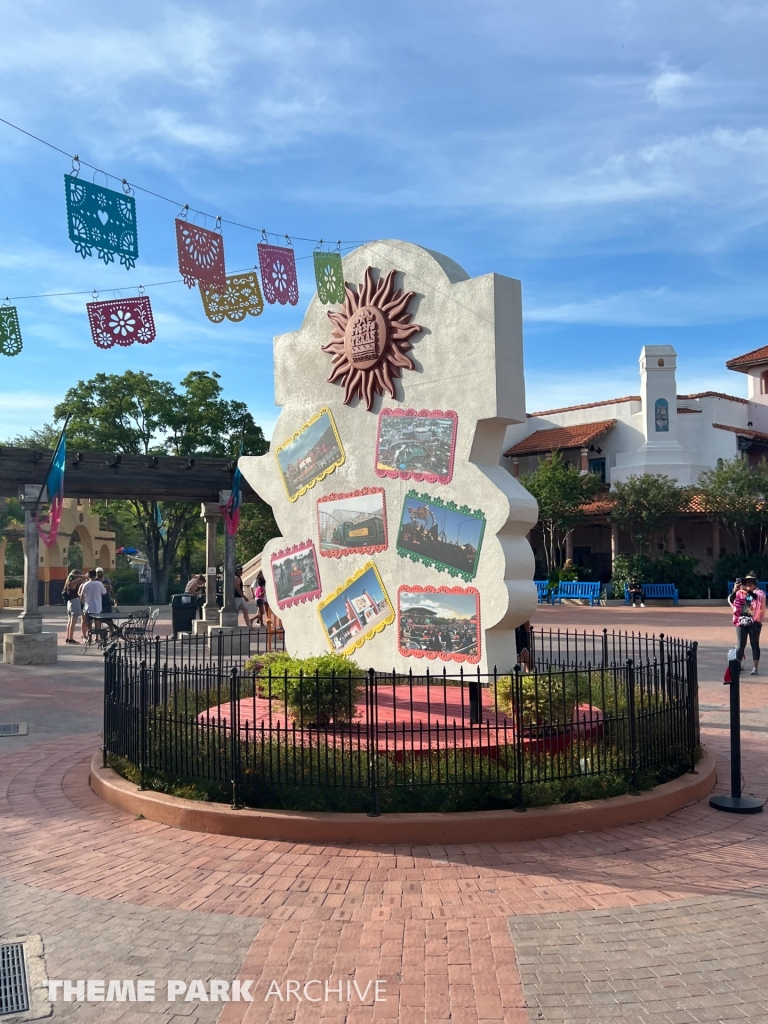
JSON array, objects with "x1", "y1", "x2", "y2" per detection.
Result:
[{"x1": 710, "y1": 794, "x2": 764, "y2": 814}]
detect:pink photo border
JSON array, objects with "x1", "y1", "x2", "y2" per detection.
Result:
[
  {"x1": 316, "y1": 487, "x2": 388, "y2": 559},
  {"x1": 397, "y1": 584, "x2": 481, "y2": 665},
  {"x1": 270, "y1": 539, "x2": 322, "y2": 610},
  {"x1": 374, "y1": 408, "x2": 458, "y2": 485}
]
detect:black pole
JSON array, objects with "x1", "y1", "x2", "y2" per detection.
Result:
[
  {"x1": 468, "y1": 680, "x2": 481, "y2": 726},
  {"x1": 367, "y1": 667, "x2": 380, "y2": 817},
  {"x1": 710, "y1": 657, "x2": 763, "y2": 814}
]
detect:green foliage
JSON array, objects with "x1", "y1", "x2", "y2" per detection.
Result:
[
  {"x1": 5, "y1": 423, "x2": 61, "y2": 448},
  {"x1": 496, "y1": 668, "x2": 629, "y2": 722},
  {"x1": 236, "y1": 502, "x2": 280, "y2": 565},
  {"x1": 698, "y1": 456, "x2": 768, "y2": 555},
  {"x1": 244, "y1": 652, "x2": 367, "y2": 725},
  {"x1": 611, "y1": 474, "x2": 689, "y2": 557},
  {"x1": 611, "y1": 552, "x2": 710, "y2": 599},
  {"x1": 39, "y1": 369, "x2": 272, "y2": 603},
  {"x1": 521, "y1": 452, "x2": 603, "y2": 574},
  {"x1": 711, "y1": 553, "x2": 768, "y2": 597}
]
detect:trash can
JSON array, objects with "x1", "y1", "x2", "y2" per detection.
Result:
[{"x1": 171, "y1": 593, "x2": 198, "y2": 637}]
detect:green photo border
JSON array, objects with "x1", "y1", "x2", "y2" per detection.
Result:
[{"x1": 395, "y1": 489, "x2": 486, "y2": 582}]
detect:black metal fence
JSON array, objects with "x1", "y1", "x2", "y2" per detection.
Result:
[{"x1": 103, "y1": 628, "x2": 699, "y2": 814}]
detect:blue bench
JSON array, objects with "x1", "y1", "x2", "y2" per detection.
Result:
[
  {"x1": 728, "y1": 581, "x2": 768, "y2": 594},
  {"x1": 624, "y1": 582, "x2": 679, "y2": 606},
  {"x1": 551, "y1": 581, "x2": 602, "y2": 606},
  {"x1": 535, "y1": 580, "x2": 550, "y2": 604}
]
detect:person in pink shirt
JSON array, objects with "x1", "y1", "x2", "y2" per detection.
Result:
[{"x1": 732, "y1": 573, "x2": 766, "y2": 675}]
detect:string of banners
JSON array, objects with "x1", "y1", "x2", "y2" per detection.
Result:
[{"x1": 1, "y1": 157, "x2": 352, "y2": 357}]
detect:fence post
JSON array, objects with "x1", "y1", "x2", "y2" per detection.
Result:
[
  {"x1": 139, "y1": 660, "x2": 148, "y2": 791},
  {"x1": 602, "y1": 628, "x2": 608, "y2": 668},
  {"x1": 367, "y1": 668, "x2": 380, "y2": 817},
  {"x1": 102, "y1": 647, "x2": 112, "y2": 768},
  {"x1": 626, "y1": 658, "x2": 639, "y2": 793},
  {"x1": 230, "y1": 666, "x2": 241, "y2": 809},
  {"x1": 687, "y1": 641, "x2": 699, "y2": 772},
  {"x1": 513, "y1": 664, "x2": 525, "y2": 811}
]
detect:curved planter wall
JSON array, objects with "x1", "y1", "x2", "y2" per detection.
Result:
[{"x1": 90, "y1": 752, "x2": 716, "y2": 846}]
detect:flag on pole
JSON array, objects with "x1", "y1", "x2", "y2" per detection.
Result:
[
  {"x1": 155, "y1": 503, "x2": 167, "y2": 541},
  {"x1": 222, "y1": 441, "x2": 243, "y2": 537},
  {"x1": 36, "y1": 432, "x2": 66, "y2": 548}
]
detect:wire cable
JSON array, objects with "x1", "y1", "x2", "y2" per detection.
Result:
[{"x1": 0, "y1": 116, "x2": 372, "y2": 245}]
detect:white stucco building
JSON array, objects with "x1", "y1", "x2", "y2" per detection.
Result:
[{"x1": 502, "y1": 342, "x2": 768, "y2": 579}]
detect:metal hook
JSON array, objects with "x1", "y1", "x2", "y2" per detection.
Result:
[
  {"x1": 138, "y1": 284, "x2": 145, "y2": 297},
  {"x1": 70, "y1": 155, "x2": 81, "y2": 178},
  {"x1": 260, "y1": 229, "x2": 268, "y2": 244},
  {"x1": 284, "y1": 234, "x2": 293, "y2": 248},
  {"x1": 92, "y1": 289, "x2": 99, "y2": 300},
  {"x1": 177, "y1": 203, "x2": 189, "y2": 220},
  {"x1": 335, "y1": 240, "x2": 342, "y2": 252},
  {"x1": 215, "y1": 215, "x2": 222, "y2": 232},
  {"x1": 314, "y1": 238, "x2": 324, "y2": 252},
  {"x1": 121, "y1": 178, "x2": 134, "y2": 196},
  {"x1": 92, "y1": 168, "x2": 109, "y2": 188}
]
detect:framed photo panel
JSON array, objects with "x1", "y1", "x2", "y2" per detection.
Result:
[
  {"x1": 316, "y1": 487, "x2": 388, "y2": 558},
  {"x1": 374, "y1": 408, "x2": 458, "y2": 484},
  {"x1": 396, "y1": 490, "x2": 485, "y2": 581},
  {"x1": 271, "y1": 541, "x2": 322, "y2": 609},
  {"x1": 397, "y1": 584, "x2": 481, "y2": 664},
  {"x1": 274, "y1": 407, "x2": 345, "y2": 502},
  {"x1": 317, "y1": 561, "x2": 394, "y2": 657}
]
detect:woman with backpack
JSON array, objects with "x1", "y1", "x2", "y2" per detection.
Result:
[{"x1": 732, "y1": 573, "x2": 766, "y2": 676}]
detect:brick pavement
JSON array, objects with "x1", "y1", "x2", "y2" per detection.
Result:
[{"x1": 1, "y1": 605, "x2": 767, "y2": 1023}]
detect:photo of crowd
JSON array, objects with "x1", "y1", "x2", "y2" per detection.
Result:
[
  {"x1": 396, "y1": 492, "x2": 484, "y2": 579},
  {"x1": 398, "y1": 585, "x2": 480, "y2": 663}
]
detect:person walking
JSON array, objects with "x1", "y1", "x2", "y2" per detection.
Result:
[
  {"x1": 63, "y1": 568, "x2": 87, "y2": 644},
  {"x1": 234, "y1": 565, "x2": 251, "y2": 628},
  {"x1": 732, "y1": 573, "x2": 765, "y2": 676},
  {"x1": 254, "y1": 571, "x2": 267, "y2": 627}
]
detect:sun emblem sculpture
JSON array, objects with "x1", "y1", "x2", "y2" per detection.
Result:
[{"x1": 322, "y1": 266, "x2": 422, "y2": 411}]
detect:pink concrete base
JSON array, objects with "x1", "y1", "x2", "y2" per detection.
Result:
[{"x1": 90, "y1": 751, "x2": 716, "y2": 846}]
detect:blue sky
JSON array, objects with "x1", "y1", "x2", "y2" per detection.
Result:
[{"x1": 2, "y1": 0, "x2": 767, "y2": 439}]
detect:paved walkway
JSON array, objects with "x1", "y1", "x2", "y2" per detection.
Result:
[{"x1": 1, "y1": 605, "x2": 767, "y2": 1023}]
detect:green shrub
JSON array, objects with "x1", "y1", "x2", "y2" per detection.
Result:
[
  {"x1": 611, "y1": 552, "x2": 710, "y2": 599},
  {"x1": 711, "y1": 553, "x2": 768, "y2": 599},
  {"x1": 243, "y1": 651, "x2": 366, "y2": 725}
]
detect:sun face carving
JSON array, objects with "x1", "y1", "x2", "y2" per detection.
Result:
[{"x1": 322, "y1": 267, "x2": 422, "y2": 411}]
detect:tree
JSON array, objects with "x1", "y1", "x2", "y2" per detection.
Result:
[
  {"x1": 521, "y1": 452, "x2": 602, "y2": 575},
  {"x1": 610, "y1": 474, "x2": 688, "y2": 557},
  {"x1": 698, "y1": 456, "x2": 768, "y2": 555},
  {"x1": 48, "y1": 370, "x2": 274, "y2": 603}
]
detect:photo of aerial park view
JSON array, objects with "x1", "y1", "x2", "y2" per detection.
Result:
[
  {"x1": 317, "y1": 489, "x2": 387, "y2": 556},
  {"x1": 397, "y1": 492, "x2": 485, "y2": 580},
  {"x1": 317, "y1": 563, "x2": 394, "y2": 655},
  {"x1": 398, "y1": 586, "x2": 480, "y2": 662},
  {"x1": 375, "y1": 409, "x2": 457, "y2": 481},
  {"x1": 275, "y1": 408, "x2": 344, "y2": 500}
]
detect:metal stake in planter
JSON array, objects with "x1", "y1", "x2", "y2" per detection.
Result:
[{"x1": 710, "y1": 657, "x2": 764, "y2": 814}]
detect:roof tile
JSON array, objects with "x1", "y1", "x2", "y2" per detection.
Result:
[{"x1": 505, "y1": 420, "x2": 616, "y2": 458}]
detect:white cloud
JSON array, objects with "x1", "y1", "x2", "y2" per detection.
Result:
[{"x1": 647, "y1": 66, "x2": 693, "y2": 107}]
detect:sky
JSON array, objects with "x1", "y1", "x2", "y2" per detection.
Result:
[
  {"x1": 399, "y1": 591, "x2": 478, "y2": 621},
  {"x1": 1, "y1": 0, "x2": 768, "y2": 440}
]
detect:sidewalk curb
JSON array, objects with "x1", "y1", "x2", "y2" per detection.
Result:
[{"x1": 90, "y1": 752, "x2": 716, "y2": 845}]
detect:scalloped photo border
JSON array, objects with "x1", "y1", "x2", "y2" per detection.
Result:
[
  {"x1": 397, "y1": 584, "x2": 481, "y2": 665},
  {"x1": 316, "y1": 487, "x2": 389, "y2": 559},
  {"x1": 317, "y1": 560, "x2": 394, "y2": 657},
  {"x1": 271, "y1": 539, "x2": 322, "y2": 610},
  {"x1": 396, "y1": 489, "x2": 485, "y2": 582},
  {"x1": 273, "y1": 406, "x2": 346, "y2": 503},
  {"x1": 374, "y1": 408, "x2": 458, "y2": 484}
]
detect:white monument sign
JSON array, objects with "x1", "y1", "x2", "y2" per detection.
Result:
[{"x1": 239, "y1": 240, "x2": 537, "y2": 671}]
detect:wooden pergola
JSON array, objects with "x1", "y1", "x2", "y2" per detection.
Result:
[{"x1": 0, "y1": 446, "x2": 266, "y2": 663}]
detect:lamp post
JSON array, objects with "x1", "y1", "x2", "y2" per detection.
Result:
[{"x1": 710, "y1": 656, "x2": 764, "y2": 814}]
